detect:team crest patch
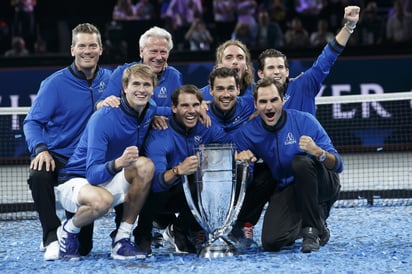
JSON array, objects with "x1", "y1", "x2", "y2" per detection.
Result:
[
  {"x1": 284, "y1": 132, "x2": 296, "y2": 145},
  {"x1": 98, "y1": 81, "x2": 106, "y2": 93},
  {"x1": 158, "y1": 87, "x2": 167, "y2": 98}
]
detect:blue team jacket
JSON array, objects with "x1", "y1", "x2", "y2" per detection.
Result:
[
  {"x1": 207, "y1": 96, "x2": 255, "y2": 135},
  {"x1": 235, "y1": 109, "x2": 344, "y2": 188},
  {"x1": 101, "y1": 62, "x2": 183, "y2": 109},
  {"x1": 59, "y1": 96, "x2": 157, "y2": 185},
  {"x1": 284, "y1": 39, "x2": 345, "y2": 115},
  {"x1": 143, "y1": 117, "x2": 233, "y2": 192},
  {"x1": 23, "y1": 63, "x2": 112, "y2": 159}
]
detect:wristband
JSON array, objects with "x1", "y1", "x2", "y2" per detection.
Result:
[{"x1": 344, "y1": 22, "x2": 356, "y2": 34}]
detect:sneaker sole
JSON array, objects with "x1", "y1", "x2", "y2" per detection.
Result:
[
  {"x1": 110, "y1": 252, "x2": 146, "y2": 260},
  {"x1": 43, "y1": 241, "x2": 60, "y2": 261}
]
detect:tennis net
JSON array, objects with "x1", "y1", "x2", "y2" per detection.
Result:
[{"x1": 0, "y1": 92, "x2": 411, "y2": 219}]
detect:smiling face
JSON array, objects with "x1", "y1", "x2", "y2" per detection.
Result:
[
  {"x1": 210, "y1": 76, "x2": 240, "y2": 113},
  {"x1": 123, "y1": 73, "x2": 154, "y2": 111},
  {"x1": 172, "y1": 92, "x2": 201, "y2": 129},
  {"x1": 258, "y1": 56, "x2": 289, "y2": 85},
  {"x1": 71, "y1": 32, "x2": 103, "y2": 78},
  {"x1": 139, "y1": 36, "x2": 170, "y2": 73},
  {"x1": 255, "y1": 83, "x2": 284, "y2": 126}
]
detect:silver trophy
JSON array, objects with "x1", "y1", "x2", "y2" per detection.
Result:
[{"x1": 182, "y1": 144, "x2": 248, "y2": 258}]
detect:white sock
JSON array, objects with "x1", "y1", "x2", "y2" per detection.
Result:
[
  {"x1": 64, "y1": 219, "x2": 81, "y2": 234},
  {"x1": 114, "y1": 222, "x2": 133, "y2": 242}
]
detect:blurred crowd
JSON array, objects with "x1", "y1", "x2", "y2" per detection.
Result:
[{"x1": 1, "y1": 0, "x2": 412, "y2": 59}]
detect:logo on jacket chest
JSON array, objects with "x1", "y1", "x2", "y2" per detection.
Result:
[
  {"x1": 284, "y1": 132, "x2": 296, "y2": 145},
  {"x1": 157, "y1": 87, "x2": 167, "y2": 98}
]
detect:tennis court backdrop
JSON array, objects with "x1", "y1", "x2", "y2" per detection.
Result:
[{"x1": 1, "y1": 91, "x2": 411, "y2": 220}]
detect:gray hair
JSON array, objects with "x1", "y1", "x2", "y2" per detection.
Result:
[{"x1": 139, "y1": 26, "x2": 173, "y2": 51}]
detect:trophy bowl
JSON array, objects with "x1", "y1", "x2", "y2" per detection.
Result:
[{"x1": 182, "y1": 143, "x2": 248, "y2": 258}]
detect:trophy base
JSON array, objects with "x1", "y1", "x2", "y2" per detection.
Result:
[{"x1": 198, "y1": 238, "x2": 238, "y2": 258}]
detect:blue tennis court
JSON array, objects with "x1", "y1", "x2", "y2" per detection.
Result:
[{"x1": 1, "y1": 204, "x2": 411, "y2": 273}]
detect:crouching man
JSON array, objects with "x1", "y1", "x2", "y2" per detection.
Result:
[{"x1": 56, "y1": 64, "x2": 158, "y2": 260}]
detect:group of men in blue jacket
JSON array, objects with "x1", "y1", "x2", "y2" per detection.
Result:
[{"x1": 23, "y1": 5, "x2": 360, "y2": 261}]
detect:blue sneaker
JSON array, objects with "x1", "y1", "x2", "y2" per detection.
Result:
[
  {"x1": 57, "y1": 221, "x2": 80, "y2": 261},
  {"x1": 111, "y1": 238, "x2": 147, "y2": 260}
]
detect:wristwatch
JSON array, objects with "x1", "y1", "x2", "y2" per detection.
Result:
[
  {"x1": 318, "y1": 150, "x2": 326, "y2": 162},
  {"x1": 172, "y1": 166, "x2": 179, "y2": 176}
]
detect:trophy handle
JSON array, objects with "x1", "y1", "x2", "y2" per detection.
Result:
[{"x1": 182, "y1": 175, "x2": 209, "y2": 231}]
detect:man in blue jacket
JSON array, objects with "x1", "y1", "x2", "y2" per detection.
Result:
[
  {"x1": 23, "y1": 23, "x2": 112, "y2": 261},
  {"x1": 235, "y1": 77, "x2": 343, "y2": 253},
  {"x1": 200, "y1": 39, "x2": 255, "y2": 102},
  {"x1": 257, "y1": 5, "x2": 360, "y2": 116},
  {"x1": 133, "y1": 84, "x2": 233, "y2": 255},
  {"x1": 206, "y1": 67, "x2": 255, "y2": 135},
  {"x1": 230, "y1": 5, "x2": 360, "y2": 248},
  {"x1": 56, "y1": 64, "x2": 157, "y2": 260},
  {"x1": 96, "y1": 26, "x2": 182, "y2": 113}
]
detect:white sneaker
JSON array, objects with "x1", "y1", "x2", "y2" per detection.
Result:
[{"x1": 44, "y1": 241, "x2": 60, "y2": 261}]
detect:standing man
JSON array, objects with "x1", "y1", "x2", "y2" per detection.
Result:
[
  {"x1": 133, "y1": 85, "x2": 233, "y2": 255},
  {"x1": 257, "y1": 6, "x2": 361, "y2": 116},
  {"x1": 200, "y1": 39, "x2": 255, "y2": 102},
  {"x1": 56, "y1": 64, "x2": 157, "y2": 260},
  {"x1": 97, "y1": 26, "x2": 182, "y2": 112},
  {"x1": 235, "y1": 77, "x2": 343, "y2": 253},
  {"x1": 23, "y1": 23, "x2": 112, "y2": 261},
  {"x1": 230, "y1": 5, "x2": 360, "y2": 247}
]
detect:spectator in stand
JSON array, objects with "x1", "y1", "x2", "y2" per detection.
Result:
[
  {"x1": 231, "y1": 22, "x2": 256, "y2": 49},
  {"x1": 262, "y1": 0, "x2": 288, "y2": 31},
  {"x1": 358, "y1": 1, "x2": 385, "y2": 46},
  {"x1": 184, "y1": 18, "x2": 213, "y2": 51},
  {"x1": 236, "y1": 0, "x2": 258, "y2": 42},
  {"x1": 386, "y1": 0, "x2": 412, "y2": 44},
  {"x1": 134, "y1": 0, "x2": 155, "y2": 20},
  {"x1": 255, "y1": 10, "x2": 284, "y2": 49},
  {"x1": 4, "y1": 36, "x2": 29, "y2": 56},
  {"x1": 310, "y1": 19, "x2": 334, "y2": 47},
  {"x1": 213, "y1": 0, "x2": 237, "y2": 44},
  {"x1": 112, "y1": 0, "x2": 138, "y2": 21},
  {"x1": 10, "y1": 0, "x2": 36, "y2": 51},
  {"x1": 284, "y1": 16, "x2": 310, "y2": 48},
  {"x1": 318, "y1": 0, "x2": 344, "y2": 34},
  {"x1": 165, "y1": 0, "x2": 203, "y2": 50}
]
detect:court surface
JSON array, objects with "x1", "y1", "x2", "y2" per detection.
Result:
[{"x1": 1, "y1": 205, "x2": 411, "y2": 273}]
